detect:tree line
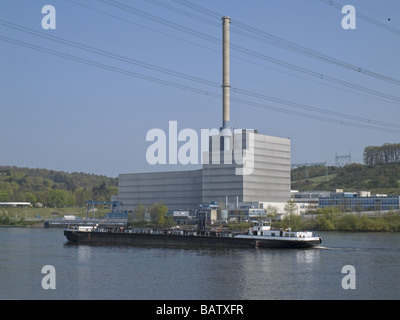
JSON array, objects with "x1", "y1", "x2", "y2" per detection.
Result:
[
  {"x1": 305, "y1": 207, "x2": 400, "y2": 232},
  {"x1": 0, "y1": 166, "x2": 118, "y2": 207},
  {"x1": 363, "y1": 143, "x2": 400, "y2": 165},
  {"x1": 128, "y1": 202, "x2": 174, "y2": 228}
]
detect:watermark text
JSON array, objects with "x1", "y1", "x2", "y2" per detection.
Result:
[
  {"x1": 41, "y1": 265, "x2": 56, "y2": 290},
  {"x1": 145, "y1": 121, "x2": 254, "y2": 175}
]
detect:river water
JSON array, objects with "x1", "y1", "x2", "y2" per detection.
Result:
[{"x1": 0, "y1": 227, "x2": 399, "y2": 300}]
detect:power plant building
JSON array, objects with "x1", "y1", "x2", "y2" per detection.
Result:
[
  {"x1": 119, "y1": 130, "x2": 290, "y2": 211},
  {"x1": 118, "y1": 16, "x2": 291, "y2": 211}
]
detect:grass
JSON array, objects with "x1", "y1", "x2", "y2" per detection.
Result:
[{"x1": 0, "y1": 206, "x2": 110, "y2": 226}]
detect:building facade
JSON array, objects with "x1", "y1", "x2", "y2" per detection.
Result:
[
  {"x1": 118, "y1": 130, "x2": 291, "y2": 211},
  {"x1": 118, "y1": 169, "x2": 203, "y2": 211},
  {"x1": 318, "y1": 191, "x2": 400, "y2": 212}
]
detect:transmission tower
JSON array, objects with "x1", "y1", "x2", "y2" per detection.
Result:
[{"x1": 335, "y1": 152, "x2": 351, "y2": 167}]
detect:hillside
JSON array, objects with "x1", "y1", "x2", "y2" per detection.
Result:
[
  {"x1": 0, "y1": 166, "x2": 118, "y2": 207},
  {"x1": 291, "y1": 163, "x2": 400, "y2": 195},
  {"x1": 2, "y1": 162, "x2": 400, "y2": 208}
]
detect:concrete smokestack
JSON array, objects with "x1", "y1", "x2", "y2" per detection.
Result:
[{"x1": 222, "y1": 16, "x2": 230, "y2": 129}]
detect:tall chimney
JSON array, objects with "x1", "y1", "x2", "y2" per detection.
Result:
[{"x1": 222, "y1": 16, "x2": 230, "y2": 129}]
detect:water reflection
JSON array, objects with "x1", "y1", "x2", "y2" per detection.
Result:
[
  {"x1": 296, "y1": 248, "x2": 320, "y2": 264},
  {"x1": 77, "y1": 245, "x2": 92, "y2": 262},
  {"x1": 199, "y1": 248, "x2": 322, "y2": 299},
  {"x1": 75, "y1": 245, "x2": 93, "y2": 299}
]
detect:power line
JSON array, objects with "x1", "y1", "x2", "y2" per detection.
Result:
[
  {"x1": 64, "y1": 0, "x2": 219, "y2": 56},
  {"x1": 232, "y1": 87, "x2": 400, "y2": 129},
  {"x1": 229, "y1": 42, "x2": 400, "y2": 104},
  {"x1": 352, "y1": 0, "x2": 399, "y2": 25},
  {"x1": 96, "y1": 0, "x2": 400, "y2": 104},
  {"x1": 169, "y1": 0, "x2": 222, "y2": 19},
  {"x1": 230, "y1": 95, "x2": 400, "y2": 134},
  {"x1": 0, "y1": 19, "x2": 220, "y2": 88},
  {"x1": 2, "y1": 19, "x2": 399, "y2": 131},
  {"x1": 0, "y1": 35, "x2": 220, "y2": 97},
  {"x1": 317, "y1": 0, "x2": 400, "y2": 36},
  {"x1": 145, "y1": 0, "x2": 219, "y2": 27},
  {"x1": 172, "y1": 0, "x2": 400, "y2": 86},
  {"x1": 1, "y1": 32, "x2": 399, "y2": 135},
  {"x1": 65, "y1": 0, "x2": 400, "y2": 107},
  {"x1": 231, "y1": 22, "x2": 400, "y2": 86},
  {"x1": 98, "y1": 0, "x2": 221, "y2": 45},
  {"x1": 229, "y1": 51, "x2": 400, "y2": 105}
]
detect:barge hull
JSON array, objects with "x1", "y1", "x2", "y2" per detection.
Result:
[
  {"x1": 257, "y1": 238, "x2": 321, "y2": 248},
  {"x1": 64, "y1": 230, "x2": 256, "y2": 248},
  {"x1": 64, "y1": 230, "x2": 320, "y2": 248}
]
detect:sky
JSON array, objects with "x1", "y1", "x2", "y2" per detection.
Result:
[{"x1": 1, "y1": 0, "x2": 400, "y2": 177}]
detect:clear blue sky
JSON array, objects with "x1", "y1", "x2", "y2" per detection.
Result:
[{"x1": 1, "y1": 0, "x2": 400, "y2": 177}]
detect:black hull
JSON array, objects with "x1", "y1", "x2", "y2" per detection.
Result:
[
  {"x1": 256, "y1": 238, "x2": 321, "y2": 248},
  {"x1": 64, "y1": 230, "x2": 320, "y2": 249}
]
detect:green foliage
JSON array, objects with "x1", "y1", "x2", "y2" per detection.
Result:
[
  {"x1": 134, "y1": 204, "x2": 146, "y2": 221},
  {"x1": 0, "y1": 166, "x2": 118, "y2": 207},
  {"x1": 364, "y1": 143, "x2": 400, "y2": 165},
  {"x1": 274, "y1": 200, "x2": 304, "y2": 230},
  {"x1": 128, "y1": 202, "x2": 173, "y2": 228},
  {"x1": 308, "y1": 207, "x2": 400, "y2": 232},
  {"x1": 283, "y1": 199, "x2": 297, "y2": 215},
  {"x1": 336, "y1": 214, "x2": 358, "y2": 231},
  {"x1": 128, "y1": 204, "x2": 147, "y2": 225},
  {"x1": 315, "y1": 207, "x2": 343, "y2": 231},
  {"x1": 0, "y1": 212, "x2": 31, "y2": 226},
  {"x1": 291, "y1": 162, "x2": 400, "y2": 195},
  {"x1": 0, "y1": 206, "x2": 94, "y2": 224},
  {"x1": 148, "y1": 201, "x2": 173, "y2": 228},
  {"x1": 281, "y1": 214, "x2": 304, "y2": 230},
  {"x1": 227, "y1": 221, "x2": 253, "y2": 231}
]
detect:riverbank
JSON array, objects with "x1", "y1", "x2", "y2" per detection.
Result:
[
  {"x1": 301, "y1": 209, "x2": 400, "y2": 232},
  {"x1": 2, "y1": 206, "x2": 400, "y2": 231},
  {"x1": 0, "y1": 205, "x2": 109, "y2": 228},
  {"x1": 0, "y1": 221, "x2": 43, "y2": 228}
]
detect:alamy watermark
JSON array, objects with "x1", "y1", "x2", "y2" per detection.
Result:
[
  {"x1": 41, "y1": 265, "x2": 56, "y2": 290},
  {"x1": 341, "y1": 265, "x2": 356, "y2": 290},
  {"x1": 342, "y1": 5, "x2": 356, "y2": 30},
  {"x1": 41, "y1": 5, "x2": 56, "y2": 30},
  {"x1": 145, "y1": 121, "x2": 254, "y2": 175}
]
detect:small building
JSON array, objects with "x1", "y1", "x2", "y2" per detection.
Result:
[
  {"x1": 318, "y1": 191, "x2": 400, "y2": 212},
  {"x1": 291, "y1": 190, "x2": 331, "y2": 214},
  {"x1": 0, "y1": 202, "x2": 32, "y2": 207},
  {"x1": 172, "y1": 210, "x2": 191, "y2": 224}
]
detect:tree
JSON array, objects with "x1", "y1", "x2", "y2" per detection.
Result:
[
  {"x1": 284, "y1": 200, "x2": 298, "y2": 215},
  {"x1": 74, "y1": 188, "x2": 92, "y2": 206},
  {"x1": 282, "y1": 200, "x2": 303, "y2": 230},
  {"x1": 0, "y1": 191, "x2": 10, "y2": 202},
  {"x1": 108, "y1": 186, "x2": 118, "y2": 197},
  {"x1": 134, "y1": 204, "x2": 146, "y2": 221},
  {"x1": 148, "y1": 202, "x2": 172, "y2": 227},
  {"x1": 364, "y1": 143, "x2": 400, "y2": 165},
  {"x1": 315, "y1": 207, "x2": 342, "y2": 230},
  {"x1": 265, "y1": 205, "x2": 278, "y2": 221},
  {"x1": 25, "y1": 192, "x2": 37, "y2": 204},
  {"x1": 49, "y1": 189, "x2": 68, "y2": 207},
  {"x1": 92, "y1": 181, "x2": 108, "y2": 201},
  {"x1": 336, "y1": 214, "x2": 358, "y2": 231},
  {"x1": 282, "y1": 213, "x2": 303, "y2": 231}
]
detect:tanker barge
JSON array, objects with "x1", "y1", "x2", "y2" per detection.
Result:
[{"x1": 64, "y1": 222, "x2": 322, "y2": 249}]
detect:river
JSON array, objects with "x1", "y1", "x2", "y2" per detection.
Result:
[{"x1": 0, "y1": 227, "x2": 399, "y2": 300}]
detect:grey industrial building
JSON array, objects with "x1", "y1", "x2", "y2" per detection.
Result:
[
  {"x1": 118, "y1": 17, "x2": 291, "y2": 211},
  {"x1": 119, "y1": 130, "x2": 290, "y2": 211}
]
